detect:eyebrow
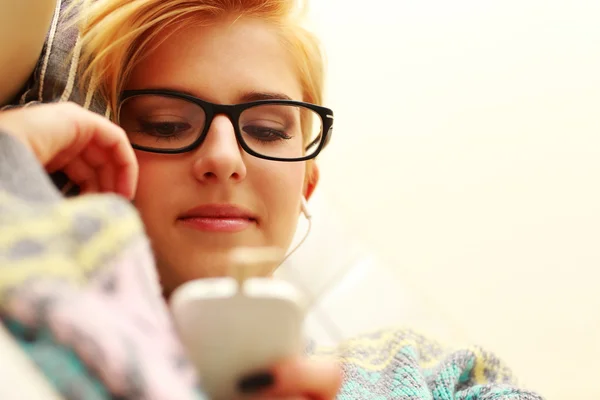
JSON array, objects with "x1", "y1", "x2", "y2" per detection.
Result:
[
  {"x1": 136, "y1": 87, "x2": 294, "y2": 103},
  {"x1": 239, "y1": 91, "x2": 294, "y2": 102}
]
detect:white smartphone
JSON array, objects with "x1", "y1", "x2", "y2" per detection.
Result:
[{"x1": 169, "y1": 276, "x2": 307, "y2": 400}]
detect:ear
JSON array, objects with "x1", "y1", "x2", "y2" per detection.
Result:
[{"x1": 303, "y1": 163, "x2": 320, "y2": 200}]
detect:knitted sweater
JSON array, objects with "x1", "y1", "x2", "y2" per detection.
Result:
[{"x1": 0, "y1": 131, "x2": 544, "y2": 399}]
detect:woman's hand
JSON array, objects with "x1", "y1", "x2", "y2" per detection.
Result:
[
  {"x1": 0, "y1": 102, "x2": 138, "y2": 198},
  {"x1": 239, "y1": 357, "x2": 342, "y2": 400}
]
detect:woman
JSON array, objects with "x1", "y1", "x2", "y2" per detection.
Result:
[{"x1": 0, "y1": 0, "x2": 544, "y2": 399}]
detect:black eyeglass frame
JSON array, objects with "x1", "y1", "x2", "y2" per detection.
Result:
[{"x1": 118, "y1": 89, "x2": 334, "y2": 162}]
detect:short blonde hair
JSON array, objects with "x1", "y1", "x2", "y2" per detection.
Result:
[{"x1": 76, "y1": 0, "x2": 325, "y2": 115}]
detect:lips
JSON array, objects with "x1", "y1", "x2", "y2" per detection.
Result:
[{"x1": 178, "y1": 204, "x2": 257, "y2": 232}]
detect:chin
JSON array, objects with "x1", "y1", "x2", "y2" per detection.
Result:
[
  {"x1": 182, "y1": 249, "x2": 234, "y2": 279},
  {"x1": 155, "y1": 236, "x2": 286, "y2": 290}
]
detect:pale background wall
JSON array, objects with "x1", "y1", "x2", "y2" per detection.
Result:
[{"x1": 284, "y1": 1, "x2": 600, "y2": 399}]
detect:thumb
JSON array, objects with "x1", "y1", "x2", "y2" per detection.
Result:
[{"x1": 240, "y1": 358, "x2": 342, "y2": 400}]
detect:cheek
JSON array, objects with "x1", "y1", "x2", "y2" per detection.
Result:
[
  {"x1": 252, "y1": 161, "x2": 305, "y2": 229},
  {"x1": 133, "y1": 154, "x2": 181, "y2": 220}
]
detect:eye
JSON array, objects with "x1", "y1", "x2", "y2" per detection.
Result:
[
  {"x1": 242, "y1": 125, "x2": 292, "y2": 142},
  {"x1": 139, "y1": 121, "x2": 192, "y2": 137}
]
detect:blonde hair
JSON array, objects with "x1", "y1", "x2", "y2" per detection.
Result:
[{"x1": 76, "y1": 0, "x2": 324, "y2": 114}]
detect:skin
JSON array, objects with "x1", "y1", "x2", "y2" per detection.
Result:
[{"x1": 125, "y1": 17, "x2": 319, "y2": 295}]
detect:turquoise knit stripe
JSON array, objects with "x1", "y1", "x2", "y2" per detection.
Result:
[
  {"x1": 457, "y1": 385, "x2": 531, "y2": 400},
  {"x1": 428, "y1": 351, "x2": 472, "y2": 399},
  {"x1": 3, "y1": 316, "x2": 108, "y2": 399}
]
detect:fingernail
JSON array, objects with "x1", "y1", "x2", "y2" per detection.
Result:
[{"x1": 237, "y1": 372, "x2": 275, "y2": 393}]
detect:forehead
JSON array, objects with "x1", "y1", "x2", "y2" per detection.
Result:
[{"x1": 126, "y1": 17, "x2": 303, "y2": 104}]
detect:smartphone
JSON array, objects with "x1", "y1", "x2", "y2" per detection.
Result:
[{"x1": 169, "y1": 276, "x2": 307, "y2": 400}]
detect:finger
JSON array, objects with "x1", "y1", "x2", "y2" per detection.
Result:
[
  {"x1": 87, "y1": 121, "x2": 138, "y2": 199},
  {"x1": 82, "y1": 142, "x2": 110, "y2": 168},
  {"x1": 85, "y1": 114, "x2": 136, "y2": 173},
  {"x1": 274, "y1": 358, "x2": 342, "y2": 400},
  {"x1": 79, "y1": 177, "x2": 100, "y2": 195},
  {"x1": 43, "y1": 104, "x2": 99, "y2": 170},
  {"x1": 61, "y1": 157, "x2": 102, "y2": 195},
  {"x1": 241, "y1": 358, "x2": 342, "y2": 400},
  {"x1": 98, "y1": 160, "x2": 116, "y2": 194},
  {"x1": 114, "y1": 159, "x2": 138, "y2": 199},
  {"x1": 46, "y1": 144, "x2": 88, "y2": 173},
  {"x1": 106, "y1": 136, "x2": 138, "y2": 199},
  {"x1": 62, "y1": 156, "x2": 96, "y2": 187},
  {"x1": 44, "y1": 106, "x2": 114, "y2": 172},
  {"x1": 81, "y1": 144, "x2": 115, "y2": 194}
]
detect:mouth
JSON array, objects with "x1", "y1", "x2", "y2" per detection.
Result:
[{"x1": 177, "y1": 204, "x2": 258, "y2": 233}]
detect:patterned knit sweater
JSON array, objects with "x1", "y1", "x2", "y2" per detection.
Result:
[{"x1": 0, "y1": 131, "x2": 544, "y2": 399}]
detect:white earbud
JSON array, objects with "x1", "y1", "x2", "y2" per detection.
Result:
[
  {"x1": 279, "y1": 197, "x2": 312, "y2": 265},
  {"x1": 300, "y1": 196, "x2": 312, "y2": 219}
]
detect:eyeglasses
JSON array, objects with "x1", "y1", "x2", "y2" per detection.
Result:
[{"x1": 117, "y1": 89, "x2": 334, "y2": 162}]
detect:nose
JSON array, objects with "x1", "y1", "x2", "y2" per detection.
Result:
[{"x1": 191, "y1": 115, "x2": 247, "y2": 183}]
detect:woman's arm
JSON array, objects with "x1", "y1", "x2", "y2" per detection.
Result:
[{"x1": 0, "y1": 0, "x2": 58, "y2": 105}]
